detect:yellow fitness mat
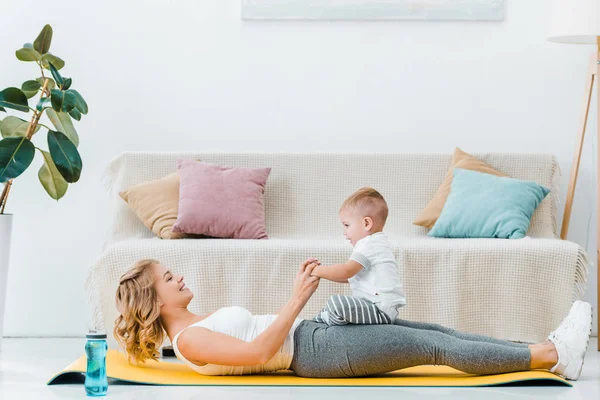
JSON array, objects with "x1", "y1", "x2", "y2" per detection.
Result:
[{"x1": 47, "y1": 349, "x2": 571, "y2": 387}]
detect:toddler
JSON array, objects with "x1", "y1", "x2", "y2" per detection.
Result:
[{"x1": 310, "y1": 187, "x2": 406, "y2": 325}]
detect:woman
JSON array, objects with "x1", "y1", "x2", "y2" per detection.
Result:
[{"x1": 114, "y1": 258, "x2": 592, "y2": 380}]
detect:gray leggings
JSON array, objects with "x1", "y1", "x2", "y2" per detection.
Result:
[{"x1": 290, "y1": 319, "x2": 531, "y2": 378}]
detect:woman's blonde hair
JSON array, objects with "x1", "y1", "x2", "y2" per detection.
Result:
[{"x1": 114, "y1": 259, "x2": 165, "y2": 365}]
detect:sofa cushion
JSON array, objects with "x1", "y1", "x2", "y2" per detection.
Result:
[
  {"x1": 413, "y1": 147, "x2": 506, "y2": 229},
  {"x1": 119, "y1": 172, "x2": 183, "y2": 239},
  {"x1": 173, "y1": 160, "x2": 271, "y2": 239},
  {"x1": 428, "y1": 169, "x2": 550, "y2": 239}
]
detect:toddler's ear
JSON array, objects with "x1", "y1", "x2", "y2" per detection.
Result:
[{"x1": 363, "y1": 216, "x2": 374, "y2": 231}]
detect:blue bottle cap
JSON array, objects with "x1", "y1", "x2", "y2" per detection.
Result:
[{"x1": 86, "y1": 330, "x2": 107, "y2": 339}]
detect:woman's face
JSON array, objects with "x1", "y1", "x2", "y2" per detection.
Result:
[{"x1": 152, "y1": 263, "x2": 194, "y2": 308}]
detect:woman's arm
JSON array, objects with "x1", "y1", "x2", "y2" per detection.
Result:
[
  {"x1": 178, "y1": 327, "x2": 265, "y2": 366},
  {"x1": 179, "y1": 259, "x2": 320, "y2": 366}
]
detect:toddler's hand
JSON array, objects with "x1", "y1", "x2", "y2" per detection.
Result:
[
  {"x1": 302, "y1": 258, "x2": 321, "y2": 277},
  {"x1": 303, "y1": 257, "x2": 321, "y2": 266}
]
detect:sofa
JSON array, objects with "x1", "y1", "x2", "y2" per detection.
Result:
[{"x1": 86, "y1": 152, "x2": 590, "y2": 349}]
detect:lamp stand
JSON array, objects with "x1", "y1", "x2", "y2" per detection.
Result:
[{"x1": 560, "y1": 47, "x2": 600, "y2": 350}]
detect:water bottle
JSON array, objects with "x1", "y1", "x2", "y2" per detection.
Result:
[{"x1": 84, "y1": 330, "x2": 108, "y2": 396}]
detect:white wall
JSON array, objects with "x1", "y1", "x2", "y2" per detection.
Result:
[{"x1": 0, "y1": 0, "x2": 597, "y2": 337}]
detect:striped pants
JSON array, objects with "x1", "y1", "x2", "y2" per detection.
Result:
[{"x1": 313, "y1": 294, "x2": 393, "y2": 326}]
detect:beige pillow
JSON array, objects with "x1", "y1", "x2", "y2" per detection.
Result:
[
  {"x1": 120, "y1": 172, "x2": 184, "y2": 239},
  {"x1": 413, "y1": 147, "x2": 506, "y2": 229}
]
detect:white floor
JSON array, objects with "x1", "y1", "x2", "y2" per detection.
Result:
[{"x1": 0, "y1": 337, "x2": 598, "y2": 400}]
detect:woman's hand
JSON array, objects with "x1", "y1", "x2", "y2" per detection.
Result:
[{"x1": 292, "y1": 258, "x2": 321, "y2": 305}]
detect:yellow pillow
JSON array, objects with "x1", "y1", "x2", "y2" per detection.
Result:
[
  {"x1": 413, "y1": 147, "x2": 506, "y2": 229},
  {"x1": 119, "y1": 172, "x2": 183, "y2": 239}
]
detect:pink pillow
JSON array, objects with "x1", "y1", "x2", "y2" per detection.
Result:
[{"x1": 172, "y1": 160, "x2": 271, "y2": 239}]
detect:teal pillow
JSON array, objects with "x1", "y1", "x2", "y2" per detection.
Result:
[{"x1": 428, "y1": 168, "x2": 550, "y2": 239}]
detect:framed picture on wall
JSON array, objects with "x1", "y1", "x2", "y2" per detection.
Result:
[{"x1": 241, "y1": 0, "x2": 505, "y2": 21}]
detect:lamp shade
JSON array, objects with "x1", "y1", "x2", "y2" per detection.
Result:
[{"x1": 548, "y1": 0, "x2": 600, "y2": 44}]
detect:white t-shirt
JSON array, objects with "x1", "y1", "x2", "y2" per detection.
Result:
[
  {"x1": 172, "y1": 306, "x2": 303, "y2": 375},
  {"x1": 348, "y1": 232, "x2": 406, "y2": 318}
]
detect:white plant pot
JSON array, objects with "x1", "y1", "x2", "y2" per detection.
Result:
[{"x1": 0, "y1": 214, "x2": 13, "y2": 352}]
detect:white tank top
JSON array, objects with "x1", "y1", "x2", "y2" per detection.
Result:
[{"x1": 172, "y1": 306, "x2": 304, "y2": 375}]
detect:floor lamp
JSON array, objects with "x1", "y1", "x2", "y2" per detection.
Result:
[{"x1": 548, "y1": 0, "x2": 600, "y2": 350}]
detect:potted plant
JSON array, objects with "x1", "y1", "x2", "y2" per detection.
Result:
[{"x1": 0, "y1": 24, "x2": 87, "y2": 350}]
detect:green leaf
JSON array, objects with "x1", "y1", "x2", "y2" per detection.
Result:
[
  {"x1": 16, "y1": 47, "x2": 41, "y2": 62},
  {"x1": 67, "y1": 90, "x2": 88, "y2": 114},
  {"x1": 50, "y1": 89, "x2": 76, "y2": 113},
  {"x1": 46, "y1": 109, "x2": 79, "y2": 146},
  {"x1": 22, "y1": 80, "x2": 41, "y2": 92},
  {"x1": 47, "y1": 130, "x2": 82, "y2": 183},
  {"x1": 68, "y1": 108, "x2": 81, "y2": 121},
  {"x1": 0, "y1": 88, "x2": 29, "y2": 112},
  {"x1": 62, "y1": 91, "x2": 76, "y2": 112},
  {"x1": 0, "y1": 116, "x2": 40, "y2": 138},
  {"x1": 23, "y1": 90, "x2": 37, "y2": 100},
  {"x1": 61, "y1": 78, "x2": 72, "y2": 91},
  {"x1": 48, "y1": 63, "x2": 63, "y2": 86},
  {"x1": 34, "y1": 25, "x2": 53, "y2": 55},
  {"x1": 50, "y1": 90, "x2": 63, "y2": 111},
  {"x1": 41, "y1": 53, "x2": 65, "y2": 70},
  {"x1": 38, "y1": 149, "x2": 67, "y2": 200},
  {"x1": 21, "y1": 80, "x2": 42, "y2": 99},
  {"x1": 0, "y1": 137, "x2": 35, "y2": 182}
]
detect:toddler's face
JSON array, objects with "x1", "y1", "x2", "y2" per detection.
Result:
[{"x1": 339, "y1": 207, "x2": 370, "y2": 246}]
